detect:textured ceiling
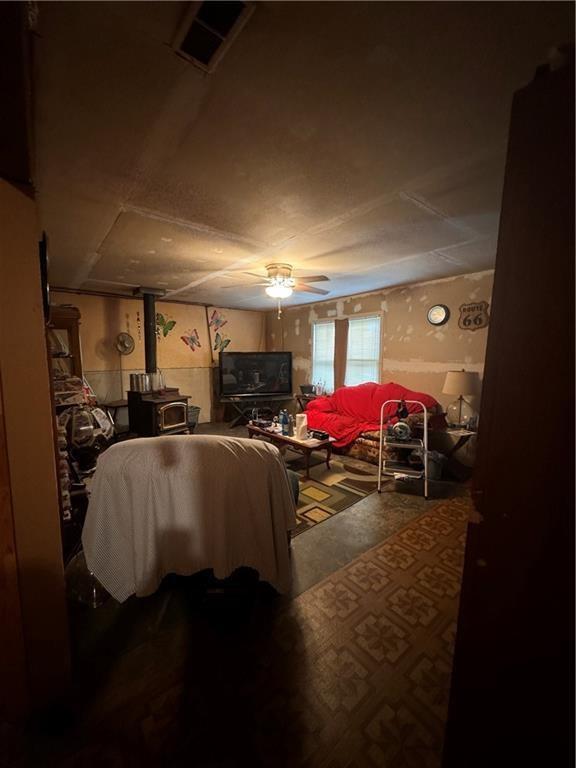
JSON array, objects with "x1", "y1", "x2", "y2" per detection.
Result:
[{"x1": 35, "y1": 1, "x2": 573, "y2": 309}]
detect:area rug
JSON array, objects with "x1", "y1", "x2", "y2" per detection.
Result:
[{"x1": 286, "y1": 452, "x2": 389, "y2": 536}]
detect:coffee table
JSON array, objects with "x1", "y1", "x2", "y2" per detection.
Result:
[{"x1": 246, "y1": 424, "x2": 334, "y2": 480}]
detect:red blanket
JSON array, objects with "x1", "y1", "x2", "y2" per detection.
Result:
[{"x1": 305, "y1": 382, "x2": 440, "y2": 448}]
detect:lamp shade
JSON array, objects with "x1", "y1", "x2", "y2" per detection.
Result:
[{"x1": 442, "y1": 370, "x2": 480, "y2": 396}]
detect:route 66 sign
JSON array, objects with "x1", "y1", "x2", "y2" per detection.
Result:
[{"x1": 458, "y1": 301, "x2": 490, "y2": 331}]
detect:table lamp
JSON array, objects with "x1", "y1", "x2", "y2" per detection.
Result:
[{"x1": 442, "y1": 370, "x2": 480, "y2": 428}]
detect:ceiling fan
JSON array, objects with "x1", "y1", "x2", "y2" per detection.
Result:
[
  {"x1": 241, "y1": 263, "x2": 330, "y2": 316},
  {"x1": 219, "y1": 262, "x2": 330, "y2": 315},
  {"x1": 243, "y1": 263, "x2": 330, "y2": 297},
  {"x1": 241, "y1": 262, "x2": 330, "y2": 295}
]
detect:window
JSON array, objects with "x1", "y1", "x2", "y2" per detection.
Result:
[
  {"x1": 312, "y1": 315, "x2": 381, "y2": 393},
  {"x1": 344, "y1": 315, "x2": 381, "y2": 386},
  {"x1": 312, "y1": 321, "x2": 335, "y2": 393}
]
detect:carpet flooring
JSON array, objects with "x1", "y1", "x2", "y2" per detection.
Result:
[
  {"x1": 7, "y1": 493, "x2": 470, "y2": 768},
  {"x1": 287, "y1": 453, "x2": 387, "y2": 536}
]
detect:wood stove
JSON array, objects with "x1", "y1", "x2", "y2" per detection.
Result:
[
  {"x1": 128, "y1": 288, "x2": 190, "y2": 437},
  {"x1": 128, "y1": 389, "x2": 189, "y2": 437}
]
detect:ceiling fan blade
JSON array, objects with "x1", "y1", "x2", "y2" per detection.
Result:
[
  {"x1": 219, "y1": 282, "x2": 269, "y2": 289},
  {"x1": 242, "y1": 271, "x2": 267, "y2": 279},
  {"x1": 294, "y1": 284, "x2": 330, "y2": 295},
  {"x1": 293, "y1": 274, "x2": 330, "y2": 282}
]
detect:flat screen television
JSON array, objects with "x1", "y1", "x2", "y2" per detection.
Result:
[{"x1": 219, "y1": 351, "x2": 292, "y2": 398}]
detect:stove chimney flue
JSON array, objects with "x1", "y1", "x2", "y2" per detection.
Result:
[{"x1": 133, "y1": 287, "x2": 166, "y2": 374}]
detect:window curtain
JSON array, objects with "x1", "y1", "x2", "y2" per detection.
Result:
[{"x1": 334, "y1": 318, "x2": 349, "y2": 391}]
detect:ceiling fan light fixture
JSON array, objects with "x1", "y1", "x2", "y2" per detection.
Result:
[
  {"x1": 259, "y1": 263, "x2": 328, "y2": 310},
  {"x1": 265, "y1": 282, "x2": 293, "y2": 299}
]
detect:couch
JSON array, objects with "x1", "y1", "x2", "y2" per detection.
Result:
[{"x1": 305, "y1": 381, "x2": 445, "y2": 465}]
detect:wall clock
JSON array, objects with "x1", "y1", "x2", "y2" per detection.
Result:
[{"x1": 427, "y1": 304, "x2": 450, "y2": 326}]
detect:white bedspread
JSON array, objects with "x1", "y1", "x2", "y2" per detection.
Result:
[{"x1": 82, "y1": 435, "x2": 296, "y2": 602}]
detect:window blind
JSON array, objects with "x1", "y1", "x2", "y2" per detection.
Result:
[
  {"x1": 344, "y1": 315, "x2": 381, "y2": 386},
  {"x1": 312, "y1": 321, "x2": 335, "y2": 393}
]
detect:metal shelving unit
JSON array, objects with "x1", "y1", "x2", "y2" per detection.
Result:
[{"x1": 377, "y1": 399, "x2": 429, "y2": 499}]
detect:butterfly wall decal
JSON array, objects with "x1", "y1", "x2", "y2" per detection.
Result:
[
  {"x1": 181, "y1": 329, "x2": 202, "y2": 351},
  {"x1": 208, "y1": 309, "x2": 228, "y2": 331},
  {"x1": 213, "y1": 332, "x2": 231, "y2": 353},
  {"x1": 156, "y1": 312, "x2": 177, "y2": 338}
]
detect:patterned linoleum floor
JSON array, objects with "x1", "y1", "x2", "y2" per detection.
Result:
[{"x1": 4, "y1": 493, "x2": 470, "y2": 768}]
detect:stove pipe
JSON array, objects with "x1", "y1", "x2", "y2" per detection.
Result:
[
  {"x1": 134, "y1": 287, "x2": 165, "y2": 374},
  {"x1": 143, "y1": 293, "x2": 157, "y2": 373}
]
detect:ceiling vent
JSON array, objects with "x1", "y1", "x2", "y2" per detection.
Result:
[{"x1": 173, "y1": 1, "x2": 254, "y2": 72}]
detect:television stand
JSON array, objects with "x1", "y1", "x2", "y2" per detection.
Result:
[{"x1": 220, "y1": 395, "x2": 294, "y2": 428}]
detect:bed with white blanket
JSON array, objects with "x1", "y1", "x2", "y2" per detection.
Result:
[{"x1": 82, "y1": 435, "x2": 296, "y2": 602}]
